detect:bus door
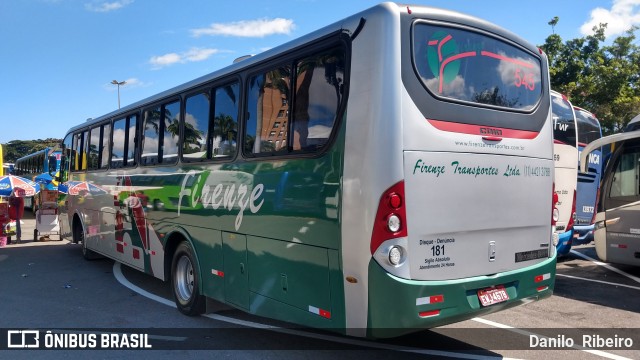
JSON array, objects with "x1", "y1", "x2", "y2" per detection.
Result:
[{"x1": 599, "y1": 139, "x2": 640, "y2": 265}]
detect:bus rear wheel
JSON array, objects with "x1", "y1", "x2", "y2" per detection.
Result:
[{"x1": 171, "y1": 242, "x2": 205, "y2": 316}]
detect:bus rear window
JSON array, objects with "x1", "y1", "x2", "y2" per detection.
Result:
[
  {"x1": 413, "y1": 23, "x2": 542, "y2": 111},
  {"x1": 575, "y1": 110, "x2": 601, "y2": 145}
]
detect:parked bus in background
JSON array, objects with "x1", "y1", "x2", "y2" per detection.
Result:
[
  {"x1": 573, "y1": 107, "x2": 603, "y2": 245},
  {"x1": 54, "y1": 3, "x2": 556, "y2": 338},
  {"x1": 14, "y1": 148, "x2": 62, "y2": 211},
  {"x1": 580, "y1": 113, "x2": 640, "y2": 266},
  {"x1": 550, "y1": 91, "x2": 578, "y2": 256}
]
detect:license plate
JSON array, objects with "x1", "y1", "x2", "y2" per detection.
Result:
[{"x1": 477, "y1": 285, "x2": 509, "y2": 307}]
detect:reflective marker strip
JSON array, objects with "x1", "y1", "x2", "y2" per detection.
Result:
[
  {"x1": 610, "y1": 244, "x2": 628, "y2": 249},
  {"x1": 418, "y1": 310, "x2": 440, "y2": 318},
  {"x1": 211, "y1": 269, "x2": 224, "y2": 277},
  {"x1": 308, "y1": 306, "x2": 331, "y2": 319},
  {"x1": 416, "y1": 295, "x2": 444, "y2": 306},
  {"x1": 534, "y1": 273, "x2": 551, "y2": 283}
]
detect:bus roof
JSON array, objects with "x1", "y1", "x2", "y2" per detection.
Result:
[
  {"x1": 627, "y1": 113, "x2": 640, "y2": 126},
  {"x1": 580, "y1": 130, "x2": 640, "y2": 172},
  {"x1": 66, "y1": 2, "x2": 541, "y2": 135}
]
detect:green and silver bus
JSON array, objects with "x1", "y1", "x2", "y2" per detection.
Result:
[{"x1": 55, "y1": 2, "x2": 556, "y2": 338}]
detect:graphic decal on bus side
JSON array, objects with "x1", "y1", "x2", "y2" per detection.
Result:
[
  {"x1": 115, "y1": 174, "x2": 163, "y2": 277},
  {"x1": 177, "y1": 170, "x2": 265, "y2": 231}
]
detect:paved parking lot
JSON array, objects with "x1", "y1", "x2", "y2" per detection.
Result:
[{"x1": 1, "y1": 214, "x2": 639, "y2": 359}]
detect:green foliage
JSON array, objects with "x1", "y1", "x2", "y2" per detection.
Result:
[
  {"x1": 2, "y1": 139, "x2": 62, "y2": 163},
  {"x1": 541, "y1": 20, "x2": 640, "y2": 135}
]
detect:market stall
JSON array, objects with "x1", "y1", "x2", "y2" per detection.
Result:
[{"x1": 34, "y1": 189, "x2": 60, "y2": 240}]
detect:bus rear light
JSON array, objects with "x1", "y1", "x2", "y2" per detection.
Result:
[
  {"x1": 371, "y1": 181, "x2": 408, "y2": 255},
  {"x1": 387, "y1": 214, "x2": 401, "y2": 232},
  {"x1": 536, "y1": 286, "x2": 549, "y2": 292},
  {"x1": 418, "y1": 310, "x2": 440, "y2": 318},
  {"x1": 551, "y1": 183, "x2": 559, "y2": 226},
  {"x1": 389, "y1": 193, "x2": 402, "y2": 209},
  {"x1": 388, "y1": 246, "x2": 403, "y2": 265},
  {"x1": 566, "y1": 190, "x2": 577, "y2": 231}
]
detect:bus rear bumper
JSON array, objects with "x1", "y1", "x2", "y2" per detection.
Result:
[
  {"x1": 556, "y1": 230, "x2": 573, "y2": 256},
  {"x1": 573, "y1": 225, "x2": 594, "y2": 245},
  {"x1": 366, "y1": 253, "x2": 556, "y2": 338}
]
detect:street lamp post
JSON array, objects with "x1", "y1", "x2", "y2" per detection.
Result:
[{"x1": 111, "y1": 80, "x2": 126, "y2": 109}]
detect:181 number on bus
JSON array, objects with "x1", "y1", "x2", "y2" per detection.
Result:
[{"x1": 431, "y1": 245, "x2": 445, "y2": 256}]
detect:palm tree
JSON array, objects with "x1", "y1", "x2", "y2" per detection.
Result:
[{"x1": 213, "y1": 114, "x2": 237, "y2": 155}]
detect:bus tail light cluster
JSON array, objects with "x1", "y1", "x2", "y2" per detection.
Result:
[
  {"x1": 552, "y1": 183, "x2": 559, "y2": 226},
  {"x1": 534, "y1": 273, "x2": 551, "y2": 292},
  {"x1": 370, "y1": 181, "x2": 407, "y2": 255},
  {"x1": 566, "y1": 190, "x2": 577, "y2": 231}
]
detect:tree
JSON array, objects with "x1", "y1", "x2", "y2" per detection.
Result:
[
  {"x1": 548, "y1": 16, "x2": 559, "y2": 34},
  {"x1": 2, "y1": 139, "x2": 62, "y2": 163},
  {"x1": 541, "y1": 23, "x2": 640, "y2": 134}
]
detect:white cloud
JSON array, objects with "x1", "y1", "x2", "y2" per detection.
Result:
[
  {"x1": 191, "y1": 18, "x2": 295, "y2": 38},
  {"x1": 580, "y1": 0, "x2": 640, "y2": 38},
  {"x1": 85, "y1": 0, "x2": 133, "y2": 12},
  {"x1": 149, "y1": 48, "x2": 220, "y2": 69},
  {"x1": 104, "y1": 78, "x2": 148, "y2": 91}
]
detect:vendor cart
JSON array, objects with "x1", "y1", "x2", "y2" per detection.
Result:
[
  {"x1": 0, "y1": 202, "x2": 8, "y2": 246},
  {"x1": 35, "y1": 190, "x2": 60, "y2": 240}
]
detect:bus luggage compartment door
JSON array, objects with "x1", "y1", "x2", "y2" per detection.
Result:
[{"x1": 222, "y1": 232, "x2": 249, "y2": 310}]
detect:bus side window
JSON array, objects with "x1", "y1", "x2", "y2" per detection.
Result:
[
  {"x1": 213, "y1": 82, "x2": 239, "y2": 158},
  {"x1": 142, "y1": 106, "x2": 162, "y2": 166},
  {"x1": 292, "y1": 47, "x2": 345, "y2": 152},
  {"x1": 246, "y1": 65, "x2": 291, "y2": 155},
  {"x1": 112, "y1": 117, "x2": 126, "y2": 169},
  {"x1": 610, "y1": 149, "x2": 640, "y2": 198},
  {"x1": 183, "y1": 91, "x2": 210, "y2": 162}
]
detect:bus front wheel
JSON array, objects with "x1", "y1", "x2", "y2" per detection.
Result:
[
  {"x1": 75, "y1": 221, "x2": 98, "y2": 260},
  {"x1": 171, "y1": 242, "x2": 205, "y2": 316}
]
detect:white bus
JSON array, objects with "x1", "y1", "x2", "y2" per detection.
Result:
[
  {"x1": 581, "y1": 113, "x2": 640, "y2": 266},
  {"x1": 550, "y1": 90, "x2": 578, "y2": 256},
  {"x1": 55, "y1": 2, "x2": 556, "y2": 338}
]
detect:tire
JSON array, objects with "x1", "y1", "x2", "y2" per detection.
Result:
[
  {"x1": 171, "y1": 242, "x2": 206, "y2": 316},
  {"x1": 74, "y1": 220, "x2": 98, "y2": 260}
]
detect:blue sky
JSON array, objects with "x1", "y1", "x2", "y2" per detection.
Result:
[{"x1": 1, "y1": 0, "x2": 639, "y2": 143}]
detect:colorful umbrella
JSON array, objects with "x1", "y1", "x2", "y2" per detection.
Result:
[
  {"x1": 58, "y1": 181, "x2": 107, "y2": 196},
  {"x1": 0, "y1": 175, "x2": 41, "y2": 197},
  {"x1": 33, "y1": 172, "x2": 59, "y2": 191}
]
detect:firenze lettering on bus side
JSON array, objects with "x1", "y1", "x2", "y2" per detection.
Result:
[{"x1": 178, "y1": 170, "x2": 265, "y2": 230}]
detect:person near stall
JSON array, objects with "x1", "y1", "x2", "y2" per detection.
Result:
[{"x1": 8, "y1": 188, "x2": 25, "y2": 243}]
